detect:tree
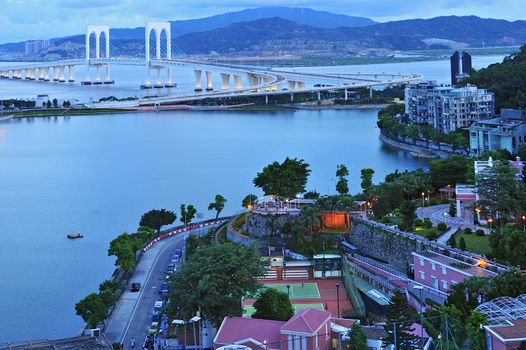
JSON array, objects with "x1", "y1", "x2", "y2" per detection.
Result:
[
  {"x1": 108, "y1": 233, "x2": 136, "y2": 272},
  {"x1": 252, "y1": 288, "x2": 294, "y2": 321},
  {"x1": 448, "y1": 235, "x2": 457, "y2": 248},
  {"x1": 399, "y1": 200, "x2": 416, "y2": 231},
  {"x1": 242, "y1": 194, "x2": 258, "y2": 209},
  {"x1": 303, "y1": 190, "x2": 320, "y2": 199},
  {"x1": 476, "y1": 161, "x2": 526, "y2": 232},
  {"x1": 347, "y1": 322, "x2": 368, "y2": 350},
  {"x1": 449, "y1": 202, "x2": 457, "y2": 217},
  {"x1": 459, "y1": 236, "x2": 467, "y2": 251},
  {"x1": 360, "y1": 168, "x2": 375, "y2": 194},
  {"x1": 208, "y1": 194, "x2": 227, "y2": 219},
  {"x1": 253, "y1": 158, "x2": 310, "y2": 199},
  {"x1": 46, "y1": 100, "x2": 52, "y2": 108},
  {"x1": 52, "y1": 98, "x2": 58, "y2": 108},
  {"x1": 467, "y1": 311, "x2": 487, "y2": 350},
  {"x1": 139, "y1": 209, "x2": 177, "y2": 233},
  {"x1": 384, "y1": 289, "x2": 417, "y2": 349},
  {"x1": 75, "y1": 293, "x2": 108, "y2": 328},
  {"x1": 180, "y1": 204, "x2": 197, "y2": 226},
  {"x1": 428, "y1": 155, "x2": 470, "y2": 189},
  {"x1": 299, "y1": 205, "x2": 321, "y2": 235},
  {"x1": 166, "y1": 243, "x2": 265, "y2": 327},
  {"x1": 336, "y1": 164, "x2": 350, "y2": 195}
]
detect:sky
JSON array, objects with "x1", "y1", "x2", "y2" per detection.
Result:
[{"x1": 0, "y1": 0, "x2": 524, "y2": 43}]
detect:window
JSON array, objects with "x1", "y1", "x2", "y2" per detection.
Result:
[
  {"x1": 441, "y1": 266, "x2": 447, "y2": 275},
  {"x1": 420, "y1": 271, "x2": 425, "y2": 280},
  {"x1": 431, "y1": 262, "x2": 436, "y2": 271},
  {"x1": 419, "y1": 258, "x2": 424, "y2": 267},
  {"x1": 442, "y1": 280, "x2": 448, "y2": 290}
]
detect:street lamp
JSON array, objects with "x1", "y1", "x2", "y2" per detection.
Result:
[
  {"x1": 335, "y1": 284, "x2": 340, "y2": 318},
  {"x1": 421, "y1": 192, "x2": 425, "y2": 207},
  {"x1": 475, "y1": 207, "x2": 481, "y2": 223},
  {"x1": 190, "y1": 315, "x2": 201, "y2": 350},
  {"x1": 413, "y1": 285, "x2": 424, "y2": 338},
  {"x1": 172, "y1": 320, "x2": 187, "y2": 349},
  {"x1": 488, "y1": 218, "x2": 493, "y2": 230},
  {"x1": 521, "y1": 215, "x2": 526, "y2": 232},
  {"x1": 286, "y1": 284, "x2": 291, "y2": 297},
  {"x1": 443, "y1": 212, "x2": 448, "y2": 224}
]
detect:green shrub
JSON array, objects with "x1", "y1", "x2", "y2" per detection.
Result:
[
  {"x1": 437, "y1": 222, "x2": 448, "y2": 232},
  {"x1": 464, "y1": 227, "x2": 472, "y2": 235},
  {"x1": 476, "y1": 229, "x2": 485, "y2": 236},
  {"x1": 423, "y1": 218, "x2": 433, "y2": 229},
  {"x1": 429, "y1": 199, "x2": 439, "y2": 206},
  {"x1": 426, "y1": 229, "x2": 438, "y2": 240},
  {"x1": 440, "y1": 198, "x2": 450, "y2": 204},
  {"x1": 414, "y1": 218, "x2": 423, "y2": 227},
  {"x1": 380, "y1": 217, "x2": 390, "y2": 224}
]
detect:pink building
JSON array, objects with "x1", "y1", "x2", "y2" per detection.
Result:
[
  {"x1": 485, "y1": 319, "x2": 526, "y2": 350},
  {"x1": 413, "y1": 251, "x2": 495, "y2": 293},
  {"x1": 214, "y1": 308, "x2": 332, "y2": 350}
]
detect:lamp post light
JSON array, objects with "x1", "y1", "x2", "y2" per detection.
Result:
[
  {"x1": 190, "y1": 315, "x2": 201, "y2": 350},
  {"x1": 443, "y1": 212, "x2": 448, "y2": 224},
  {"x1": 521, "y1": 215, "x2": 526, "y2": 232},
  {"x1": 421, "y1": 192, "x2": 425, "y2": 207},
  {"x1": 172, "y1": 320, "x2": 187, "y2": 349},
  {"x1": 488, "y1": 218, "x2": 493, "y2": 231},
  {"x1": 475, "y1": 207, "x2": 481, "y2": 223},
  {"x1": 286, "y1": 284, "x2": 291, "y2": 298},
  {"x1": 413, "y1": 285, "x2": 424, "y2": 338},
  {"x1": 336, "y1": 284, "x2": 340, "y2": 318}
]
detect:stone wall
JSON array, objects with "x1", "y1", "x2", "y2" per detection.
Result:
[
  {"x1": 348, "y1": 219, "x2": 425, "y2": 271},
  {"x1": 243, "y1": 213, "x2": 296, "y2": 238}
]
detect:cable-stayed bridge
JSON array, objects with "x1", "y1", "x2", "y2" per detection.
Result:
[{"x1": 0, "y1": 22, "x2": 422, "y2": 107}]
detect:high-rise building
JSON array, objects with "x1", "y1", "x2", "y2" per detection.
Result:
[
  {"x1": 405, "y1": 80, "x2": 494, "y2": 133},
  {"x1": 450, "y1": 50, "x2": 472, "y2": 86},
  {"x1": 24, "y1": 40, "x2": 51, "y2": 56}
]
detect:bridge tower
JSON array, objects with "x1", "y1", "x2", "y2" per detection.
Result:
[
  {"x1": 142, "y1": 22, "x2": 173, "y2": 89},
  {"x1": 82, "y1": 25, "x2": 114, "y2": 85}
]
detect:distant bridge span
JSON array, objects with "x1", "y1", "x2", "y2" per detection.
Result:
[{"x1": 0, "y1": 22, "x2": 422, "y2": 106}]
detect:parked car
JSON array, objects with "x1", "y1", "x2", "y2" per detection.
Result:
[
  {"x1": 130, "y1": 283, "x2": 141, "y2": 292},
  {"x1": 151, "y1": 311, "x2": 160, "y2": 322},
  {"x1": 154, "y1": 300, "x2": 164, "y2": 310},
  {"x1": 165, "y1": 264, "x2": 175, "y2": 274},
  {"x1": 148, "y1": 322, "x2": 159, "y2": 335}
]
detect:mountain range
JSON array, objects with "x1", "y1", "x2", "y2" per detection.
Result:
[{"x1": 1, "y1": 8, "x2": 525, "y2": 60}]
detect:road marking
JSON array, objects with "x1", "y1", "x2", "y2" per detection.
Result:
[{"x1": 119, "y1": 235, "x2": 182, "y2": 344}]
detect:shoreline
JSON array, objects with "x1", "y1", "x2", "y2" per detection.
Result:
[
  {"x1": 9, "y1": 102, "x2": 389, "y2": 118},
  {"x1": 379, "y1": 133, "x2": 453, "y2": 159}
]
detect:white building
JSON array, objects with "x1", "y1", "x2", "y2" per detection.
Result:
[{"x1": 405, "y1": 81, "x2": 494, "y2": 133}]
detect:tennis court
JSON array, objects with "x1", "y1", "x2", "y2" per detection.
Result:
[
  {"x1": 244, "y1": 303, "x2": 324, "y2": 317},
  {"x1": 264, "y1": 282, "x2": 320, "y2": 299}
]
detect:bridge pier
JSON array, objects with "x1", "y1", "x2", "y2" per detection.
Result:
[
  {"x1": 154, "y1": 68, "x2": 164, "y2": 88},
  {"x1": 52, "y1": 67, "x2": 60, "y2": 82},
  {"x1": 344, "y1": 89, "x2": 348, "y2": 101},
  {"x1": 59, "y1": 66, "x2": 66, "y2": 82},
  {"x1": 297, "y1": 81, "x2": 305, "y2": 90},
  {"x1": 194, "y1": 70, "x2": 202, "y2": 92},
  {"x1": 221, "y1": 73, "x2": 230, "y2": 90},
  {"x1": 23, "y1": 69, "x2": 30, "y2": 80},
  {"x1": 205, "y1": 71, "x2": 213, "y2": 91},
  {"x1": 13, "y1": 70, "x2": 21, "y2": 79},
  {"x1": 0, "y1": 71, "x2": 7, "y2": 79},
  {"x1": 93, "y1": 65, "x2": 102, "y2": 85},
  {"x1": 369, "y1": 86, "x2": 373, "y2": 98},
  {"x1": 38, "y1": 68, "x2": 45, "y2": 80},
  {"x1": 43, "y1": 67, "x2": 50, "y2": 81},
  {"x1": 317, "y1": 91, "x2": 321, "y2": 101},
  {"x1": 288, "y1": 80, "x2": 296, "y2": 91},
  {"x1": 233, "y1": 75, "x2": 242, "y2": 90},
  {"x1": 104, "y1": 65, "x2": 114, "y2": 84},
  {"x1": 68, "y1": 65, "x2": 75, "y2": 83},
  {"x1": 165, "y1": 66, "x2": 174, "y2": 88}
]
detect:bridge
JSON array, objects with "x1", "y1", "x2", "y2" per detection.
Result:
[{"x1": 0, "y1": 22, "x2": 422, "y2": 107}]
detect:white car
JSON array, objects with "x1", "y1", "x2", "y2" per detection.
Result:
[{"x1": 154, "y1": 300, "x2": 163, "y2": 310}]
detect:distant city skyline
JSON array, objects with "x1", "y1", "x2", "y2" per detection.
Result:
[{"x1": 0, "y1": 0, "x2": 523, "y2": 43}]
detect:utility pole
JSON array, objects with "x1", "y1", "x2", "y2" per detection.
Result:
[{"x1": 393, "y1": 321, "x2": 397, "y2": 350}]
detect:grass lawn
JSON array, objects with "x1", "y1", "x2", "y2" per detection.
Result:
[
  {"x1": 456, "y1": 233, "x2": 490, "y2": 256},
  {"x1": 244, "y1": 303, "x2": 324, "y2": 317},
  {"x1": 264, "y1": 283, "x2": 320, "y2": 299}
]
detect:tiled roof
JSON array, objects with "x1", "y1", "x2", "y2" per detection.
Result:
[
  {"x1": 214, "y1": 316, "x2": 285, "y2": 349},
  {"x1": 487, "y1": 319, "x2": 526, "y2": 341},
  {"x1": 280, "y1": 308, "x2": 331, "y2": 334}
]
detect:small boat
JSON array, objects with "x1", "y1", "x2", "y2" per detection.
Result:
[{"x1": 67, "y1": 233, "x2": 84, "y2": 239}]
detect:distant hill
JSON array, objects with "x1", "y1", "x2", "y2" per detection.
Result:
[
  {"x1": 461, "y1": 45, "x2": 526, "y2": 111},
  {"x1": 178, "y1": 16, "x2": 526, "y2": 55},
  {"x1": 107, "y1": 7, "x2": 375, "y2": 40}
]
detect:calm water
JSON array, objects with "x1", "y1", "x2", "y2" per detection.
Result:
[{"x1": 0, "y1": 56, "x2": 504, "y2": 342}]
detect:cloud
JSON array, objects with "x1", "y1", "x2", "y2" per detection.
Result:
[{"x1": 0, "y1": 0, "x2": 522, "y2": 43}]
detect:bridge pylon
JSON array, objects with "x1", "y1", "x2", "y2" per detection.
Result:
[
  {"x1": 82, "y1": 25, "x2": 114, "y2": 85},
  {"x1": 141, "y1": 22, "x2": 173, "y2": 89}
]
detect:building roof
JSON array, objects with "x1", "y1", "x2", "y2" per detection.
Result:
[
  {"x1": 362, "y1": 326, "x2": 387, "y2": 340},
  {"x1": 280, "y1": 308, "x2": 331, "y2": 335},
  {"x1": 486, "y1": 319, "x2": 526, "y2": 342},
  {"x1": 414, "y1": 251, "x2": 496, "y2": 278},
  {"x1": 214, "y1": 316, "x2": 285, "y2": 349}
]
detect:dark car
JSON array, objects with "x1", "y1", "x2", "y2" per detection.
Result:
[
  {"x1": 151, "y1": 311, "x2": 161, "y2": 322},
  {"x1": 130, "y1": 282, "x2": 141, "y2": 292}
]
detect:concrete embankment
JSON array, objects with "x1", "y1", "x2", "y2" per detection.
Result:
[{"x1": 379, "y1": 133, "x2": 453, "y2": 159}]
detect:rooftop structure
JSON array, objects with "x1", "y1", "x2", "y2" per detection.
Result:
[
  {"x1": 450, "y1": 51, "x2": 472, "y2": 86},
  {"x1": 214, "y1": 308, "x2": 332, "y2": 350},
  {"x1": 405, "y1": 80, "x2": 494, "y2": 133},
  {"x1": 469, "y1": 109, "x2": 526, "y2": 156},
  {"x1": 485, "y1": 319, "x2": 526, "y2": 350}
]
